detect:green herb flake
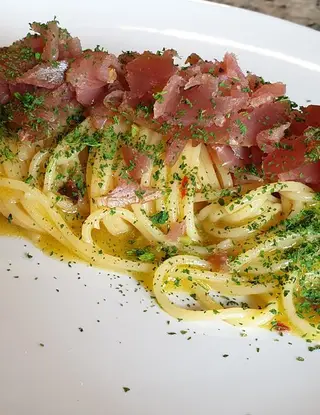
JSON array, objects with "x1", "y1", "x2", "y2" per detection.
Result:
[
  {"x1": 150, "y1": 210, "x2": 169, "y2": 225},
  {"x1": 234, "y1": 119, "x2": 247, "y2": 136},
  {"x1": 25, "y1": 175, "x2": 34, "y2": 184},
  {"x1": 94, "y1": 45, "x2": 105, "y2": 52},
  {"x1": 275, "y1": 95, "x2": 298, "y2": 109},
  {"x1": 134, "y1": 189, "x2": 146, "y2": 200},
  {"x1": 153, "y1": 91, "x2": 167, "y2": 103},
  {"x1": 14, "y1": 92, "x2": 44, "y2": 112},
  {"x1": 126, "y1": 247, "x2": 155, "y2": 263},
  {"x1": 308, "y1": 345, "x2": 320, "y2": 352}
]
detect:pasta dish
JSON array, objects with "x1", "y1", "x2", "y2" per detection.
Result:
[{"x1": 0, "y1": 20, "x2": 319, "y2": 340}]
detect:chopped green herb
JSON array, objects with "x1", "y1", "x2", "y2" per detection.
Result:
[
  {"x1": 94, "y1": 45, "x2": 105, "y2": 52},
  {"x1": 153, "y1": 90, "x2": 167, "y2": 103},
  {"x1": 20, "y1": 47, "x2": 34, "y2": 61},
  {"x1": 150, "y1": 210, "x2": 169, "y2": 225},
  {"x1": 25, "y1": 175, "x2": 33, "y2": 184},
  {"x1": 127, "y1": 247, "x2": 155, "y2": 262},
  {"x1": 308, "y1": 345, "x2": 320, "y2": 352},
  {"x1": 14, "y1": 92, "x2": 44, "y2": 112},
  {"x1": 161, "y1": 245, "x2": 178, "y2": 260},
  {"x1": 234, "y1": 119, "x2": 247, "y2": 136},
  {"x1": 275, "y1": 95, "x2": 298, "y2": 109},
  {"x1": 134, "y1": 189, "x2": 146, "y2": 199}
]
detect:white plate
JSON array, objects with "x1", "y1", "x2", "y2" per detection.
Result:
[{"x1": 1, "y1": 1, "x2": 320, "y2": 414}]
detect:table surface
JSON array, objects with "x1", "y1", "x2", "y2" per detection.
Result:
[{"x1": 209, "y1": 0, "x2": 320, "y2": 30}]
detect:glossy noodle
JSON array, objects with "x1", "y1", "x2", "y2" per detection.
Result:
[{"x1": 0, "y1": 121, "x2": 319, "y2": 341}]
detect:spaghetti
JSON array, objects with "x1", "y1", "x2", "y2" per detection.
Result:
[{"x1": 0, "y1": 20, "x2": 319, "y2": 341}]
